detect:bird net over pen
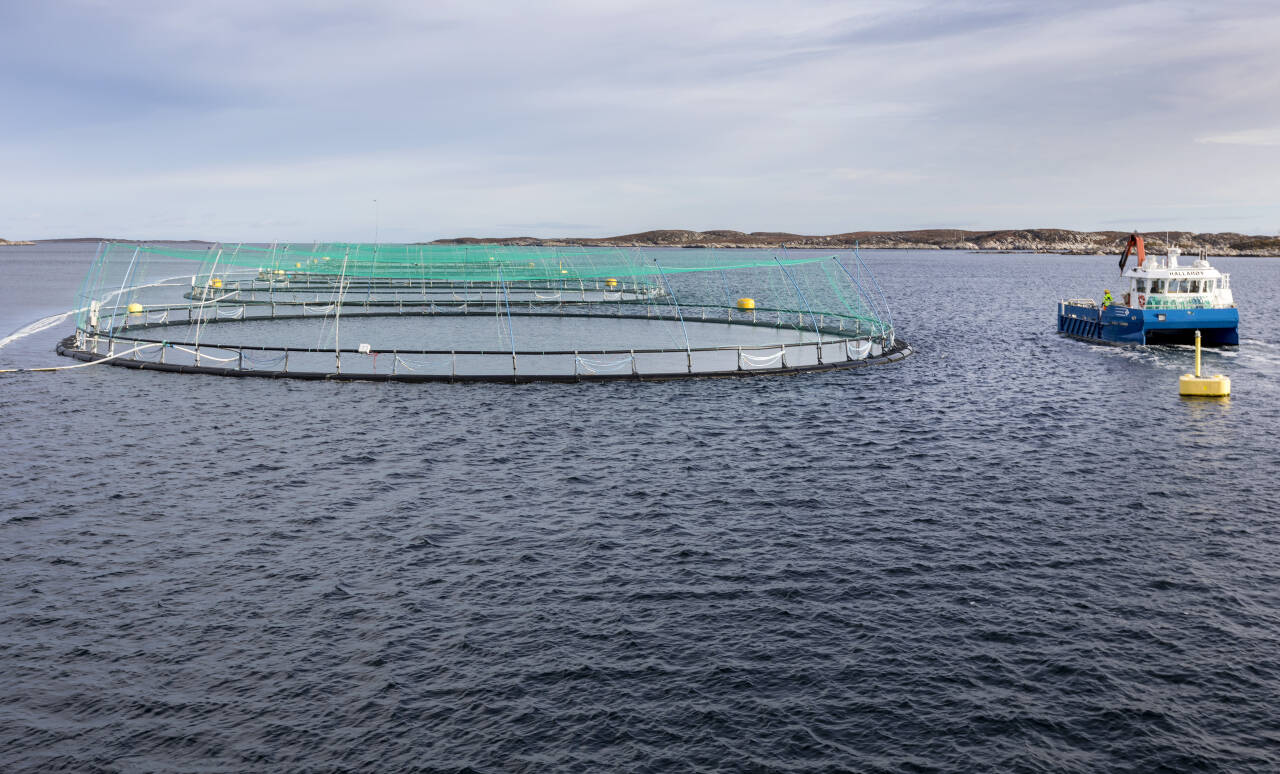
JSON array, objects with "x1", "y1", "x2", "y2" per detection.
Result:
[{"x1": 58, "y1": 241, "x2": 908, "y2": 381}]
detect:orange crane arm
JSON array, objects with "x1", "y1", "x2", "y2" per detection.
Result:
[{"x1": 1118, "y1": 233, "x2": 1145, "y2": 271}]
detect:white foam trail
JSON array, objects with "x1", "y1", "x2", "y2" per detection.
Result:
[
  {"x1": 0, "y1": 274, "x2": 190, "y2": 352},
  {"x1": 0, "y1": 309, "x2": 84, "y2": 350}
]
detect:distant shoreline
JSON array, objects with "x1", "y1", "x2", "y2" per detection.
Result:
[
  {"x1": 7, "y1": 228, "x2": 1280, "y2": 256},
  {"x1": 425, "y1": 228, "x2": 1280, "y2": 257}
]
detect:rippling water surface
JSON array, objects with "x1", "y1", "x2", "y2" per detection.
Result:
[{"x1": 2, "y1": 244, "x2": 1279, "y2": 772}]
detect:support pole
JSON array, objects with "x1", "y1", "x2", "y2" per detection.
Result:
[
  {"x1": 653, "y1": 258, "x2": 693, "y2": 372},
  {"x1": 774, "y1": 257, "x2": 824, "y2": 364},
  {"x1": 334, "y1": 254, "x2": 348, "y2": 372},
  {"x1": 852, "y1": 242, "x2": 895, "y2": 330},
  {"x1": 1195, "y1": 329, "x2": 1202, "y2": 377},
  {"x1": 831, "y1": 255, "x2": 888, "y2": 342},
  {"x1": 498, "y1": 267, "x2": 517, "y2": 374}
]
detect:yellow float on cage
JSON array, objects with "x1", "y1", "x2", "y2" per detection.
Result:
[
  {"x1": 605, "y1": 278, "x2": 618, "y2": 288},
  {"x1": 211, "y1": 278, "x2": 223, "y2": 289},
  {"x1": 127, "y1": 302, "x2": 143, "y2": 314},
  {"x1": 737, "y1": 297, "x2": 756, "y2": 310}
]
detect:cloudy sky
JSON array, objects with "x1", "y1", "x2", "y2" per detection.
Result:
[{"x1": 2, "y1": 0, "x2": 1279, "y2": 241}]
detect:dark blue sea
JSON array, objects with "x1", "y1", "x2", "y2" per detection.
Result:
[{"x1": 2, "y1": 243, "x2": 1278, "y2": 773}]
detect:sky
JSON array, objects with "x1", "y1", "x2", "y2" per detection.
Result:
[{"x1": 2, "y1": 0, "x2": 1279, "y2": 241}]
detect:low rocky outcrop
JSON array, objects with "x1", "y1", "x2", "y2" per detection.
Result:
[
  {"x1": 429, "y1": 228, "x2": 1280, "y2": 256},
  {"x1": 0, "y1": 238, "x2": 36, "y2": 246}
]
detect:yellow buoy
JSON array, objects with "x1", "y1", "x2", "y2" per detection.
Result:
[
  {"x1": 737, "y1": 297, "x2": 756, "y2": 310},
  {"x1": 1179, "y1": 330, "x2": 1230, "y2": 397},
  {"x1": 127, "y1": 302, "x2": 144, "y2": 314},
  {"x1": 295, "y1": 262, "x2": 302, "y2": 268},
  {"x1": 605, "y1": 278, "x2": 618, "y2": 288},
  {"x1": 211, "y1": 278, "x2": 223, "y2": 289}
]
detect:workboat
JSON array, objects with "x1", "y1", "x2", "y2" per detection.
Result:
[{"x1": 1057, "y1": 235, "x2": 1238, "y2": 346}]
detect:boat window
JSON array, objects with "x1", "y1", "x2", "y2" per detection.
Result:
[
  {"x1": 1152, "y1": 279, "x2": 1164, "y2": 293},
  {"x1": 1189, "y1": 280, "x2": 1200, "y2": 293},
  {"x1": 1135, "y1": 279, "x2": 1146, "y2": 293},
  {"x1": 1223, "y1": 275, "x2": 1230, "y2": 289}
]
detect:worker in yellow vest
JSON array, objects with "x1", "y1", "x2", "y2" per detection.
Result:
[{"x1": 1102, "y1": 289, "x2": 1113, "y2": 308}]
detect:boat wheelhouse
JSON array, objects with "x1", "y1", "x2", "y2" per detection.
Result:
[{"x1": 1057, "y1": 237, "x2": 1239, "y2": 346}]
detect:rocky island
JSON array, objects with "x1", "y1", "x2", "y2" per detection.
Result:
[
  {"x1": 430, "y1": 228, "x2": 1280, "y2": 256},
  {"x1": 0, "y1": 238, "x2": 36, "y2": 246}
]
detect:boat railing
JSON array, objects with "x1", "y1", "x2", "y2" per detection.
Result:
[
  {"x1": 1143, "y1": 297, "x2": 1228, "y2": 311},
  {"x1": 1063, "y1": 298, "x2": 1097, "y2": 308}
]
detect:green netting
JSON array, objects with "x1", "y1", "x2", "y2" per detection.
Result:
[
  {"x1": 128, "y1": 241, "x2": 841, "y2": 282},
  {"x1": 66, "y1": 241, "x2": 899, "y2": 380}
]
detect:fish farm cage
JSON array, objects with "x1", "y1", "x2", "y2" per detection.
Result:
[{"x1": 56, "y1": 242, "x2": 909, "y2": 382}]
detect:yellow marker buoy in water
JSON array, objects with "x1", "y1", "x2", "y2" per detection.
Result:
[
  {"x1": 211, "y1": 278, "x2": 223, "y2": 289},
  {"x1": 605, "y1": 278, "x2": 618, "y2": 288},
  {"x1": 737, "y1": 297, "x2": 756, "y2": 310},
  {"x1": 1179, "y1": 330, "x2": 1230, "y2": 397},
  {"x1": 127, "y1": 302, "x2": 143, "y2": 314}
]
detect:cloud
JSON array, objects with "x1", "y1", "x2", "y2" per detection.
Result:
[
  {"x1": 1195, "y1": 129, "x2": 1280, "y2": 147},
  {"x1": 831, "y1": 168, "x2": 929, "y2": 184},
  {"x1": 4, "y1": 1, "x2": 1280, "y2": 239}
]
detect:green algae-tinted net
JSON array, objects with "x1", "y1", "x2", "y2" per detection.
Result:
[
  {"x1": 128, "y1": 242, "x2": 844, "y2": 281},
  {"x1": 67, "y1": 241, "x2": 899, "y2": 381},
  {"x1": 81, "y1": 241, "x2": 893, "y2": 327}
]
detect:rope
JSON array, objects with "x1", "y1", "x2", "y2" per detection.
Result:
[
  {"x1": 740, "y1": 349, "x2": 785, "y2": 367},
  {"x1": 846, "y1": 339, "x2": 872, "y2": 360},
  {"x1": 576, "y1": 355, "x2": 634, "y2": 374},
  {"x1": 394, "y1": 355, "x2": 450, "y2": 372},
  {"x1": 0, "y1": 342, "x2": 163, "y2": 373},
  {"x1": 169, "y1": 345, "x2": 238, "y2": 363},
  {"x1": 241, "y1": 351, "x2": 288, "y2": 368}
]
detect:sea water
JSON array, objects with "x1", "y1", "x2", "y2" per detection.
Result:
[{"x1": 2, "y1": 244, "x2": 1278, "y2": 772}]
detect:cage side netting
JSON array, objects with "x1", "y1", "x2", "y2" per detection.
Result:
[{"x1": 61, "y1": 242, "x2": 905, "y2": 380}]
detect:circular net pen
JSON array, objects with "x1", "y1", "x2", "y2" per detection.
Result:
[{"x1": 57, "y1": 242, "x2": 909, "y2": 381}]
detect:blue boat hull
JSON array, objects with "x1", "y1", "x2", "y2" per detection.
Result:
[{"x1": 1057, "y1": 303, "x2": 1238, "y2": 346}]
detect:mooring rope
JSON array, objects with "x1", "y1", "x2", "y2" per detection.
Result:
[{"x1": 0, "y1": 342, "x2": 163, "y2": 374}]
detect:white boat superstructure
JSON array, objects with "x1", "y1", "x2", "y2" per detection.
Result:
[{"x1": 1118, "y1": 247, "x2": 1234, "y2": 311}]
